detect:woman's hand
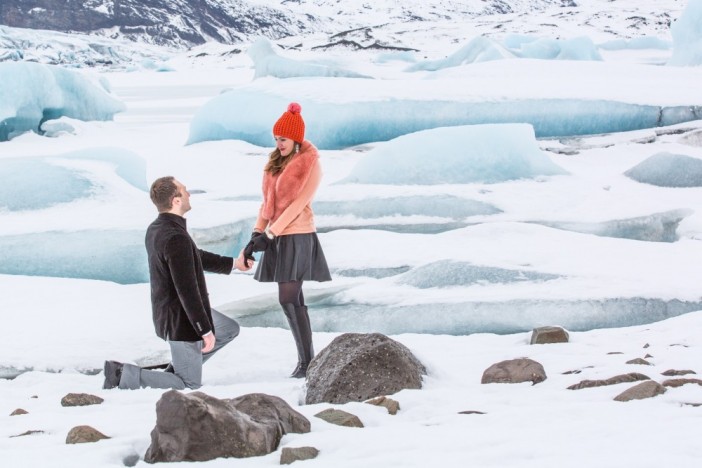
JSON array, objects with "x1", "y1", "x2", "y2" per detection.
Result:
[{"x1": 236, "y1": 248, "x2": 254, "y2": 271}]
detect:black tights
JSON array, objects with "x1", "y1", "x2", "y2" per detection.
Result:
[{"x1": 278, "y1": 280, "x2": 305, "y2": 307}]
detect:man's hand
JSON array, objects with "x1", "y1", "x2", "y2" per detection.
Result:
[
  {"x1": 202, "y1": 331, "x2": 215, "y2": 353},
  {"x1": 235, "y1": 249, "x2": 253, "y2": 271}
]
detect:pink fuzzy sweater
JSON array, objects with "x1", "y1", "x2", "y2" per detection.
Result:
[{"x1": 254, "y1": 140, "x2": 321, "y2": 236}]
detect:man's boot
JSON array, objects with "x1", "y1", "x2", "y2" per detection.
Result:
[
  {"x1": 291, "y1": 305, "x2": 314, "y2": 378},
  {"x1": 103, "y1": 360, "x2": 124, "y2": 389},
  {"x1": 281, "y1": 303, "x2": 305, "y2": 378}
]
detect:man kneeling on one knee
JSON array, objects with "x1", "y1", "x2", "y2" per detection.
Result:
[{"x1": 103, "y1": 176, "x2": 251, "y2": 390}]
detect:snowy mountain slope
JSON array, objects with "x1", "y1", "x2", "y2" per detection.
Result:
[
  {"x1": 0, "y1": 1, "x2": 688, "y2": 67},
  {"x1": 0, "y1": 0, "x2": 682, "y2": 49}
]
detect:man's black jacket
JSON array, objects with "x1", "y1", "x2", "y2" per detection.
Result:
[{"x1": 145, "y1": 213, "x2": 233, "y2": 342}]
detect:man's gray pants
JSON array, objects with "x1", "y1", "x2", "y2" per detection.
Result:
[{"x1": 119, "y1": 310, "x2": 240, "y2": 390}]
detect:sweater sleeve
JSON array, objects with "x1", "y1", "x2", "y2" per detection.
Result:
[
  {"x1": 253, "y1": 203, "x2": 268, "y2": 232},
  {"x1": 164, "y1": 234, "x2": 212, "y2": 337},
  {"x1": 269, "y1": 161, "x2": 321, "y2": 236}
]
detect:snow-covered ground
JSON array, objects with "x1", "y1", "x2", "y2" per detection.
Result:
[{"x1": 1, "y1": 1, "x2": 702, "y2": 466}]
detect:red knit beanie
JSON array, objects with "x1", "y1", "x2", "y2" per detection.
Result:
[{"x1": 273, "y1": 102, "x2": 305, "y2": 143}]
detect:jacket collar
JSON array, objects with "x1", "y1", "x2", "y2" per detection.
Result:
[{"x1": 158, "y1": 212, "x2": 187, "y2": 230}]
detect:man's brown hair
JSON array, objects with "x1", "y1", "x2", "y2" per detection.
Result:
[{"x1": 150, "y1": 176, "x2": 179, "y2": 212}]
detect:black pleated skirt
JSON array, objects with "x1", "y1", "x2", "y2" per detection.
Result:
[{"x1": 254, "y1": 232, "x2": 332, "y2": 283}]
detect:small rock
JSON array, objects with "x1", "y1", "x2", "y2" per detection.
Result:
[
  {"x1": 66, "y1": 425, "x2": 110, "y2": 444},
  {"x1": 530, "y1": 326, "x2": 569, "y2": 344},
  {"x1": 607, "y1": 352, "x2": 624, "y2": 355},
  {"x1": 626, "y1": 358, "x2": 651, "y2": 366},
  {"x1": 314, "y1": 408, "x2": 364, "y2": 428},
  {"x1": 458, "y1": 410, "x2": 486, "y2": 415},
  {"x1": 662, "y1": 378, "x2": 702, "y2": 388},
  {"x1": 61, "y1": 393, "x2": 104, "y2": 407},
  {"x1": 365, "y1": 396, "x2": 400, "y2": 415},
  {"x1": 682, "y1": 402, "x2": 702, "y2": 407},
  {"x1": 481, "y1": 358, "x2": 547, "y2": 385},
  {"x1": 644, "y1": 354, "x2": 653, "y2": 358},
  {"x1": 10, "y1": 408, "x2": 28, "y2": 416},
  {"x1": 10, "y1": 430, "x2": 45, "y2": 438},
  {"x1": 643, "y1": 343, "x2": 650, "y2": 348},
  {"x1": 280, "y1": 447, "x2": 320, "y2": 465},
  {"x1": 568, "y1": 373, "x2": 649, "y2": 390},
  {"x1": 614, "y1": 381, "x2": 666, "y2": 402},
  {"x1": 661, "y1": 369, "x2": 696, "y2": 376}
]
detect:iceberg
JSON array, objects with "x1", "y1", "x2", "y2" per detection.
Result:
[
  {"x1": 598, "y1": 37, "x2": 672, "y2": 51},
  {"x1": 0, "y1": 62, "x2": 125, "y2": 141},
  {"x1": 340, "y1": 124, "x2": 567, "y2": 185},
  {"x1": 248, "y1": 37, "x2": 370, "y2": 79},
  {"x1": 406, "y1": 36, "x2": 515, "y2": 71},
  {"x1": 513, "y1": 36, "x2": 602, "y2": 61},
  {"x1": 624, "y1": 152, "x2": 702, "y2": 187},
  {"x1": 668, "y1": 0, "x2": 702, "y2": 66},
  {"x1": 187, "y1": 87, "x2": 702, "y2": 150}
]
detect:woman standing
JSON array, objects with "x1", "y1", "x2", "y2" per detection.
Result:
[{"x1": 242, "y1": 102, "x2": 331, "y2": 378}]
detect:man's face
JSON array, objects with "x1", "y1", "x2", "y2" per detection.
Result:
[{"x1": 172, "y1": 179, "x2": 191, "y2": 214}]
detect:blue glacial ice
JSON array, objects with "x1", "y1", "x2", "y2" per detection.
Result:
[
  {"x1": 248, "y1": 37, "x2": 370, "y2": 79},
  {"x1": 228, "y1": 296, "x2": 702, "y2": 335},
  {"x1": 668, "y1": 0, "x2": 702, "y2": 66},
  {"x1": 396, "y1": 261, "x2": 561, "y2": 288},
  {"x1": 340, "y1": 124, "x2": 567, "y2": 185},
  {"x1": 0, "y1": 219, "x2": 254, "y2": 284},
  {"x1": 187, "y1": 88, "x2": 702, "y2": 150},
  {"x1": 0, "y1": 230, "x2": 149, "y2": 284},
  {"x1": 314, "y1": 195, "x2": 500, "y2": 234},
  {"x1": 313, "y1": 195, "x2": 500, "y2": 218},
  {"x1": 0, "y1": 147, "x2": 147, "y2": 211},
  {"x1": 536, "y1": 209, "x2": 693, "y2": 242},
  {"x1": 407, "y1": 34, "x2": 600, "y2": 71},
  {"x1": 624, "y1": 152, "x2": 702, "y2": 187},
  {"x1": 0, "y1": 158, "x2": 94, "y2": 211},
  {"x1": 0, "y1": 62, "x2": 125, "y2": 141},
  {"x1": 405, "y1": 36, "x2": 514, "y2": 71}
]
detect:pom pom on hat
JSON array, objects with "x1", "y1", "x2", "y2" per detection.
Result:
[{"x1": 273, "y1": 102, "x2": 305, "y2": 143}]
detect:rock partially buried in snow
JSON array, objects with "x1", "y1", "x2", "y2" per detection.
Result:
[
  {"x1": 60, "y1": 392, "x2": 104, "y2": 407},
  {"x1": 365, "y1": 396, "x2": 400, "y2": 415},
  {"x1": 314, "y1": 408, "x2": 364, "y2": 428},
  {"x1": 305, "y1": 333, "x2": 426, "y2": 405},
  {"x1": 144, "y1": 390, "x2": 309, "y2": 463},
  {"x1": 661, "y1": 378, "x2": 702, "y2": 388},
  {"x1": 280, "y1": 446, "x2": 320, "y2": 465},
  {"x1": 481, "y1": 358, "x2": 547, "y2": 385},
  {"x1": 65, "y1": 425, "x2": 109, "y2": 444},
  {"x1": 567, "y1": 373, "x2": 650, "y2": 390},
  {"x1": 614, "y1": 381, "x2": 667, "y2": 401},
  {"x1": 530, "y1": 326, "x2": 569, "y2": 344}
]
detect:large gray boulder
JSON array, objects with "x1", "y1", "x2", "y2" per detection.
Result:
[
  {"x1": 305, "y1": 333, "x2": 426, "y2": 405},
  {"x1": 144, "y1": 390, "x2": 309, "y2": 463}
]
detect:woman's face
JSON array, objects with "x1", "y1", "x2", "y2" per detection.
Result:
[{"x1": 274, "y1": 136, "x2": 296, "y2": 156}]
